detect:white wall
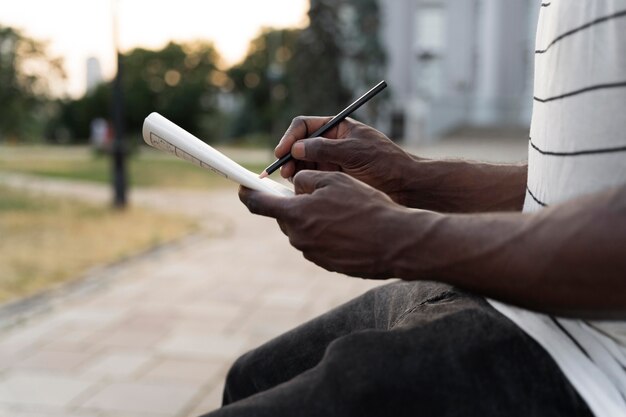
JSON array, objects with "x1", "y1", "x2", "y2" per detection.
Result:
[{"x1": 380, "y1": 0, "x2": 538, "y2": 144}]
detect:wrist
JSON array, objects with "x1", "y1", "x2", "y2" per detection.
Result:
[
  {"x1": 385, "y1": 209, "x2": 490, "y2": 282},
  {"x1": 385, "y1": 208, "x2": 451, "y2": 280},
  {"x1": 391, "y1": 157, "x2": 451, "y2": 210},
  {"x1": 397, "y1": 158, "x2": 527, "y2": 213},
  {"x1": 387, "y1": 208, "x2": 537, "y2": 299},
  {"x1": 384, "y1": 154, "x2": 428, "y2": 206}
]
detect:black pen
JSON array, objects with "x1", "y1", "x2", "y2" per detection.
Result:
[{"x1": 259, "y1": 80, "x2": 387, "y2": 178}]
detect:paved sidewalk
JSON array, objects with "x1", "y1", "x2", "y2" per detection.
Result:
[
  {"x1": 0, "y1": 136, "x2": 528, "y2": 416},
  {"x1": 0, "y1": 177, "x2": 382, "y2": 417}
]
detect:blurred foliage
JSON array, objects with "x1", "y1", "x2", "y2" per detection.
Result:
[
  {"x1": 0, "y1": 25, "x2": 65, "y2": 142},
  {"x1": 2, "y1": 0, "x2": 387, "y2": 145},
  {"x1": 52, "y1": 41, "x2": 223, "y2": 142},
  {"x1": 227, "y1": 28, "x2": 301, "y2": 140},
  {"x1": 291, "y1": 0, "x2": 387, "y2": 120},
  {"x1": 290, "y1": 0, "x2": 352, "y2": 117},
  {"x1": 229, "y1": 0, "x2": 387, "y2": 143}
]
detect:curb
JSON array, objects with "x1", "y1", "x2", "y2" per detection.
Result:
[{"x1": 0, "y1": 232, "x2": 206, "y2": 333}]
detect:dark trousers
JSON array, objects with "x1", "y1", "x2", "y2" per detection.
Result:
[{"x1": 200, "y1": 281, "x2": 593, "y2": 417}]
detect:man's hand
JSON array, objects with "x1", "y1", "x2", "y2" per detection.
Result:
[
  {"x1": 239, "y1": 170, "x2": 428, "y2": 279},
  {"x1": 275, "y1": 116, "x2": 417, "y2": 205},
  {"x1": 274, "y1": 116, "x2": 528, "y2": 213}
]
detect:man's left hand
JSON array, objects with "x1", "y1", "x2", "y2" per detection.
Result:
[{"x1": 239, "y1": 171, "x2": 415, "y2": 279}]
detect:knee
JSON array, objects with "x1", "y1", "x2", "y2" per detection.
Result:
[
  {"x1": 222, "y1": 350, "x2": 259, "y2": 406},
  {"x1": 322, "y1": 331, "x2": 397, "y2": 389}
]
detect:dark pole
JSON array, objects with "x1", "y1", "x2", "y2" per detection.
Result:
[{"x1": 111, "y1": 0, "x2": 127, "y2": 208}]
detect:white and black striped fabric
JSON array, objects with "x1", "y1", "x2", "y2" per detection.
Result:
[{"x1": 489, "y1": 1, "x2": 626, "y2": 416}]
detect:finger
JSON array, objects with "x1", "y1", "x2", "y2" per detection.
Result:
[
  {"x1": 275, "y1": 116, "x2": 333, "y2": 158},
  {"x1": 283, "y1": 159, "x2": 320, "y2": 180},
  {"x1": 276, "y1": 219, "x2": 289, "y2": 236},
  {"x1": 293, "y1": 170, "x2": 342, "y2": 195},
  {"x1": 280, "y1": 160, "x2": 296, "y2": 179},
  {"x1": 238, "y1": 186, "x2": 291, "y2": 219}
]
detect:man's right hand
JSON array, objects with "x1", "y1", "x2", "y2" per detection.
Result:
[
  {"x1": 275, "y1": 116, "x2": 417, "y2": 205},
  {"x1": 274, "y1": 115, "x2": 528, "y2": 212}
]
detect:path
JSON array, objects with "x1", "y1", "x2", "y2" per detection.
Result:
[{"x1": 0, "y1": 176, "x2": 383, "y2": 417}]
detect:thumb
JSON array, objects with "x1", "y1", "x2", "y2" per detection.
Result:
[
  {"x1": 293, "y1": 170, "x2": 341, "y2": 195},
  {"x1": 292, "y1": 137, "x2": 353, "y2": 165},
  {"x1": 238, "y1": 186, "x2": 291, "y2": 219}
]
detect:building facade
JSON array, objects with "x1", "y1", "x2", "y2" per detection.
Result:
[
  {"x1": 379, "y1": 0, "x2": 541, "y2": 144},
  {"x1": 86, "y1": 56, "x2": 103, "y2": 94}
]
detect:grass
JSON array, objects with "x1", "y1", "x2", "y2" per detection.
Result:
[
  {"x1": 0, "y1": 143, "x2": 272, "y2": 303},
  {"x1": 0, "y1": 185, "x2": 196, "y2": 303},
  {"x1": 0, "y1": 144, "x2": 272, "y2": 189}
]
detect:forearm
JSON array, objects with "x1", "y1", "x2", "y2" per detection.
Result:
[
  {"x1": 391, "y1": 185, "x2": 626, "y2": 318},
  {"x1": 399, "y1": 157, "x2": 527, "y2": 213}
]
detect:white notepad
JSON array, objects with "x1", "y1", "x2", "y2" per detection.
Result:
[{"x1": 142, "y1": 112, "x2": 294, "y2": 197}]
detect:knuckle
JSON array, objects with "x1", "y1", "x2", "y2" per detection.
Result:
[
  {"x1": 276, "y1": 219, "x2": 289, "y2": 235},
  {"x1": 282, "y1": 116, "x2": 310, "y2": 145},
  {"x1": 244, "y1": 195, "x2": 261, "y2": 214},
  {"x1": 301, "y1": 250, "x2": 316, "y2": 263},
  {"x1": 291, "y1": 116, "x2": 307, "y2": 132},
  {"x1": 288, "y1": 233, "x2": 304, "y2": 250}
]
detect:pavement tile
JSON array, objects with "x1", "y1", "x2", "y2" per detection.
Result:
[
  {"x1": 79, "y1": 381, "x2": 199, "y2": 415},
  {"x1": 0, "y1": 371, "x2": 96, "y2": 407},
  {"x1": 39, "y1": 328, "x2": 100, "y2": 352},
  {"x1": 174, "y1": 303, "x2": 246, "y2": 332},
  {"x1": 260, "y1": 288, "x2": 312, "y2": 310},
  {"x1": 80, "y1": 293, "x2": 140, "y2": 311},
  {"x1": 150, "y1": 263, "x2": 198, "y2": 280},
  {"x1": 200, "y1": 282, "x2": 261, "y2": 305},
  {"x1": 139, "y1": 357, "x2": 225, "y2": 383},
  {"x1": 50, "y1": 309, "x2": 127, "y2": 330},
  {"x1": 157, "y1": 331, "x2": 249, "y2": 360},
  {"x1": 0, "y1": 407, "x2": 100, "y2": 417},
  {"x1": 236, "y1": 306, "x2": 307, "y2": 339},
  {"x1": 103, "y1": 281, "x2": 151, "y2": 300},
  {"x1": 113, "y1": 312, "x2": 178, "y2": 333},
  {"x1": 82, "y1": 351, "x2": 153, "y2": 378},
  {"x1": 164, "y1": 318, "x2": 228, "y2": 336},
  {"x1": 185, "y1": 381, "x2": 225, "y2": 417},
  {"x1": 125, "y1": 306, "x2": 181, "y2": 323},
  {"x1": 0, "y1": 347, "x2": 29, "y2": 371},
  {"x1": 42, "y1": 327, "x2": 95, "y2": 344},
  {"x1": 84, "y1": 327, "x2": 167, "y2": 350},
  {"x1": 15, "y1": 349, "x2": 93, "y2": 372},
  {"x1": 0, "y1": 320, "x2": 59, "y2": 355}
]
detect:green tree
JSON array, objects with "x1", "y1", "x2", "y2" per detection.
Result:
[
  {"x1": 228, "y1": 0, "x2": 387, "y2": 141},
  {"x1": 290, "y1": 0, "x2": 351, "y2": 116},
  {"x1": 56, "y1": 41, "x2": 224, "y2": 143},
  {"x1": 122, "y1": 41, "x2": 222, "y2": 138},
  {"x1": 0, "y1": 25, "x2": 65, "y2": 142},
  {"x1": 227, "y1": 28, "x2": 301, "y2": 140},
  {"x1": 54, "y1": 83, "x2": 110, "y2": 141}
]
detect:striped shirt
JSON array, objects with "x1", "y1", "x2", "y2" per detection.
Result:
[{"x1": 489, "y1": 1, "x2": 626, "y2": 416}]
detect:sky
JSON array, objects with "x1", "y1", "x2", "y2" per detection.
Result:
[{"x1": 1, "y1": 0, "x2": 309, "y2": 97}]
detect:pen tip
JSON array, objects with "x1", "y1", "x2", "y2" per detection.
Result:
[{"x1": 259, "y1": 170, "x2": 268, "y2": 179}]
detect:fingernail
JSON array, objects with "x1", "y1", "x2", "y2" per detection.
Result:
[{"x1": 292, "y1": 142, "x2": 305, "y2": 158}]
